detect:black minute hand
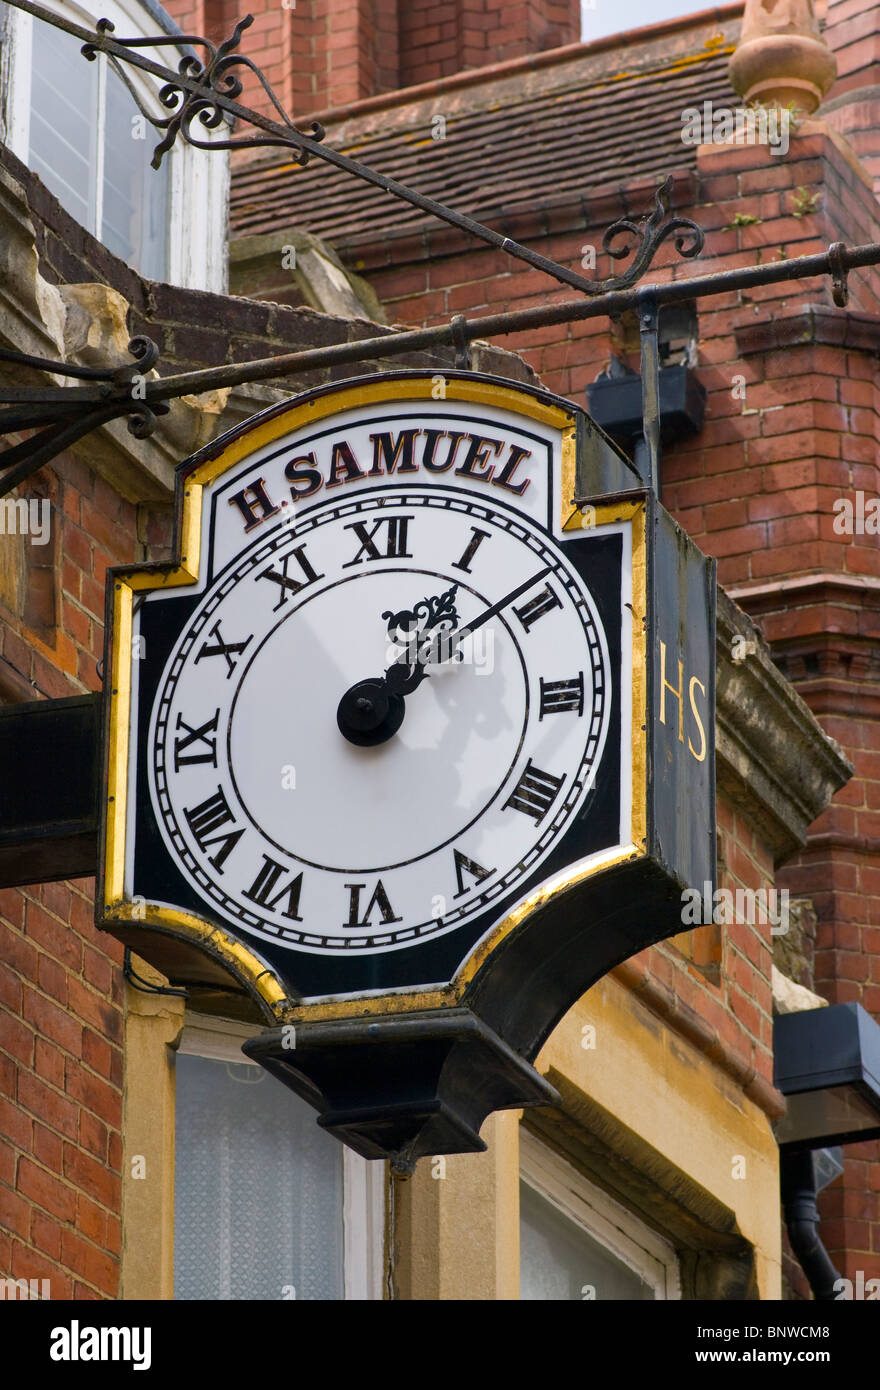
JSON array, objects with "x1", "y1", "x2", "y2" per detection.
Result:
[
  {"x1": 452, "y1": 566, "x2": 552, "y2": 646},
  {"x1": 387, "y1": 565, "x2": 553, "y2": 686}
]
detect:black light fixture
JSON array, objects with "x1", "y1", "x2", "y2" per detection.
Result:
[
  {"x1": 774, "y1": 1002, "x2": 880, "y2": 1151},
  {"x1": 586, "y1": 302, "x2": 706, "y2": 487}
]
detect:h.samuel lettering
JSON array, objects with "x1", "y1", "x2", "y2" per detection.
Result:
[{"x1": 228, "y1": 427, "x2": 533, "y2": 531}]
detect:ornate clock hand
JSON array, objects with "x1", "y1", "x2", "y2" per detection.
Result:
[
  {"x1": 336, "y1": 582, "x2": 460, "y2": 744},
  {"x1": 386, "y1": 565, "x2": 553, "y2": 689},
  {"x1": 382, "y1": 582, "x2": 461, "y2": 697},
  {"x1": 336, "y1": 568, "x2": 553, "y2": 746},
  {"x1": 453, "y1": 565, "x2": 552, "y2": 644}
]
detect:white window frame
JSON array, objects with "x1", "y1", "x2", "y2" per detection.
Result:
[
  {"x1": 177, "y1": 1013, "x2": 386, "y2": 1301},
  {"x1": 520, "y1": 1128, "x2": 681, "y2": 1300},
  {"x1": 0, "y1": 0, "x2": 228, "y2": 292}
]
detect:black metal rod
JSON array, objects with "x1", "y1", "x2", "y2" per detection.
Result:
[
  {"x1": 0, "y1": 405, "x2": 139, "y2": 494},
  {"x1": 0, "y1": 389, "x2": 115, "y2": 407},
  {"x1": 637, "y1": 289, "x2": 661, "y2": 495},
  {"x1": 142, "y1": 239, "x2": 880, "y2": 403},
  {"x1": 0, "y1": 342, "x2": 127, "y2": 382},
  {"x1": 3, "y1": 236, "x2": 879, "y2": 499}
]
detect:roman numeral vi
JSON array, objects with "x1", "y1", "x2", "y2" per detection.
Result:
[{"x1": 344, "y1": 880, "x2": 402, "y2": 927}]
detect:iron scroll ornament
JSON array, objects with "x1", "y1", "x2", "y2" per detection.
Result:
[
  {"x1": 0, "y1": 337, "x2": 168, "y2": 495},
  {"x1": 598, "y1": 175, "x2": 705, "y2": 295},
  {"x1": 82, "y1": 15, "x2": 326, "y2": 168},
  {"x1": 72, "y1": 9, "x2": 702, "y2": 299}
]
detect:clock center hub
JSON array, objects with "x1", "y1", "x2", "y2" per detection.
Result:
[{"x1": 336, "y1": 678, "x2": 405, "y2": 747}]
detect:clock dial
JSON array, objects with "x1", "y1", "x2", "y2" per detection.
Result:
[{"x1": 148, "y1": 489, "x2": 611, "y2": 955}]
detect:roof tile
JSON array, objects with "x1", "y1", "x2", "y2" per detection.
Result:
[{"x1": 231, "y1": 15, "x2": 742, "y2": 251}]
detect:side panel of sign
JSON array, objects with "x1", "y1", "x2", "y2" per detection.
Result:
[{"x1": 648, "y1": 500, "x2": 716, "y2": 898}]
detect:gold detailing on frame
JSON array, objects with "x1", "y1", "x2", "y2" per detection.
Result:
[{"x1": 101, "y1": 375, "x2": 635, "y2": 1018}]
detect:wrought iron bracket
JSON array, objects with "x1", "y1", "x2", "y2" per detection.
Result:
[
  {"x1": 0, "y1": 337, "x2": 168, "y2": 494},
  {"x1": 828, "y1": 240, "x2": 850, "y2": 307},
  {"x1": 4, "y1": 240, "x2": 880, "y2": 498},
  {"x1": 450, "y1": 314, "x2": 472, "y2": 370},
  {"x1": 637, "y1": 288, "x2": 662, "y2": 494},
  {"x1": 3, "y1": 2, "x2": 880, "y2": 501},
  {"x1": 8, "y1": 1, "x2": 704, "y2": 304}
]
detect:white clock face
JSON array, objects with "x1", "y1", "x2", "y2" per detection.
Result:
[{"x1": 147, "y1": 488, "x2": 611, "y2": 955}]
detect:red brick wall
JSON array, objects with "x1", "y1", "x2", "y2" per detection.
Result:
[
  {"x1": 825, "y1": 0, "x2": 880, "y2": 95},
  {"x1": 823, "y1": 0, "x2": 880, "y2": 196},
  {"x1": 161, "y1": 0, "x2": 580, "y2": 116},
  {"x1": 399, "y1": 0, "x2": 580, "y2": 89},
  {"x1": 650, "y1": 797, "x2": 778, "y2": 1088},
  {"x1": 0, "y1": 879, "x2": 125, "y2": 1298},
  {"x1": 0, "y1": 458, "x2": 143, "y2": 1299}
]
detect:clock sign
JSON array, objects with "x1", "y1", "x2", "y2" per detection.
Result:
[{"x1": 100, "y1": 372, "x2": 716, "y2": 1169}]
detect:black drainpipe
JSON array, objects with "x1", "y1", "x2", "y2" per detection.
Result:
[{"x1": 780, "y1": 1149, "x2": 842, "y2": 1301}]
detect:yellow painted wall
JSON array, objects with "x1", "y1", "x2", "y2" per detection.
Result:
[
  {"x1": 119, "y1": 956, "x2": 185, "y2": 1300},
  {"x1": 536, "y1": 975, "x2": 781, "y2": 1298},
  {"x1": 392, "y1": 1110, "x2": 521, "y2": 1300}
]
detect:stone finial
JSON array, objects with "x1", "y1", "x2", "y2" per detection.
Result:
[{"x1": 729, "y1": 0, "x2": 837, "y2": 114}]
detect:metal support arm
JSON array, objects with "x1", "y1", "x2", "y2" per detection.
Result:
[{"x1": 0, "y1": 1, "x2": 877, "y2": 500}]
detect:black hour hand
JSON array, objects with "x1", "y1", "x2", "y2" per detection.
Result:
[{"x1": 381, "y1": 583, "x2": 462, "y2": 694}]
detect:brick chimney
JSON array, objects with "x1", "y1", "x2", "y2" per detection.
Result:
[
  {"x1": 163, "y1": 0, "x2": 581, "y2": 120},
  {"x1": 399, "y1": 0, "x2": 581, "y2": 89},
  {"x1": 822, "y1": 0, "x2": 880, "y2": 195}
]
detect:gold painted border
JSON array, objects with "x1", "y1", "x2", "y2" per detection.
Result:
[{"x1": 102, "y1": 375, "x2": 640, "y2": 1023}]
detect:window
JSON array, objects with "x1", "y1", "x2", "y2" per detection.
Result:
[
  {"x1": 520, "y1": 1130, "x2": 680, "y2": 1300},
  {"x1": 1, "y1": 0, "x2": 228, "y2": 290},
  {"x1": 174, "y1": 1016, "x2": 385, "y2": 1300}
]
